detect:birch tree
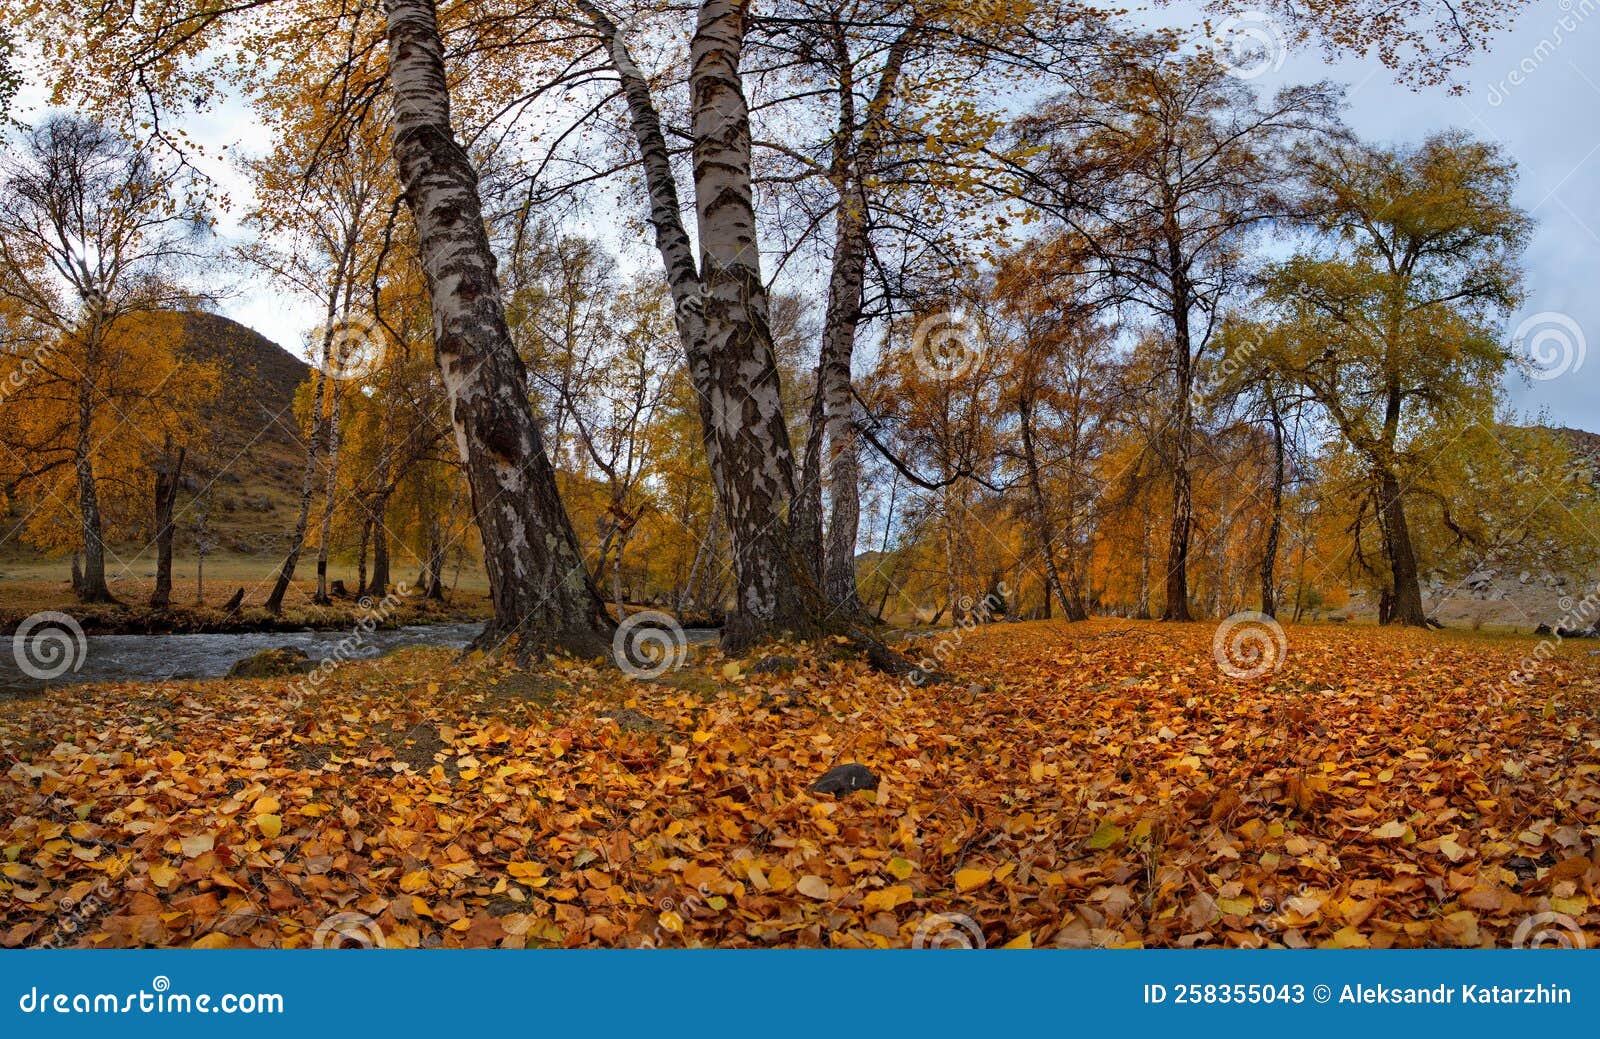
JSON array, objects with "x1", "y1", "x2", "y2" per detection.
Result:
[{"x1": 0, "y1": 116, "x2": 215, "y2": 602}]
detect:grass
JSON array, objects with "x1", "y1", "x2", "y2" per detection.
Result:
[{"x1": 0, "y1": 549, "x2": 492, "y2": 634}]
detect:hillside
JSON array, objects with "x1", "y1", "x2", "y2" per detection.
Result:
[
  {"x1": 0, "y1": 309, "x2": 311, "y2": 572},
  {"x1": 165, "y1": 310, "x2": 312, "y2": 557}
]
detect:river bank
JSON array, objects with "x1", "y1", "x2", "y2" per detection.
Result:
[{"x1": 0, "y1": 585, "x2": 494, "y2": 637}]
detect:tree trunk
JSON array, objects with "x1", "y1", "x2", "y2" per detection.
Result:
[
  {"x1": 816, "y1": 181, "x2": 869, "y2": 616},
  {"x1": 383, "y1": 0, "x2": 612, "y2": 656},
  {"x1": 73, "y1": 378, "x2": 115, "y2": 603},
  {"x1": 369, "y1": 490, "x2": 391, "y2": 596},
  {"x1": 149, "y1": 438, "x2": 185, "y2": 609},
  {"x1": 267, "y1": 360, "x2": 328, "y2": 614},
  {"x1": 579, "y1": 0, "x2": 915, "y2": 670},
  {"x1": 811, "y1": 21, "x2": 916, "y2": 617},
  {"x1": 1373, "y1": 381, "x2": 1427, "y2": 627},
  {"x1": 688, "y1": 0, "x2": 826, "y2": 651},
  {"x1": 1260, "y1": 393, "x2": 1285, "y2": 618},
  {"x1": 1162, "y1": 264, "x2": 1194, "y2": 622},
  {"x1": 313, "y1": 378, "x2": 344, "y2": 604},
  {"x1": 1377, "y1": 471, "x2": 1428, "y2": 626},
  {"x1": 355, "y1": 514, "x2": 370, "y2": 597},
  {"x1": 792, "y1": 375, "x2": 826, "y2": 581},
  {"x1": 425, "y1": 519, "x2": 445, "y2": 601},
  {"x1": 1136, "y1": 510, "x2": 1153, "y2": 620},
  {"x1": 1017, "y1": 394, "x2": 1081, "y2": 621},
  {"x1": 943, "y1": 491, "x2": 963, "y2": 626}
]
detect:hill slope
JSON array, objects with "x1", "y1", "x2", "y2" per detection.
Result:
[{"x1": 166, "y1": 310, "x2": 312, "y2": 557}]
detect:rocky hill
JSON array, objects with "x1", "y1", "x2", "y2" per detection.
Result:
[{"x1": 166, "y1": 310, "x2": 312, "y2": 557}]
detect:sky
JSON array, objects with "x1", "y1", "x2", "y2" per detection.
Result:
[
  {"x1": 10, "y1": 0, "x2": 1599, "y2": 429},
  {"x1": 1227, "y1": 0, "x2": 1600, "y2": 431}
]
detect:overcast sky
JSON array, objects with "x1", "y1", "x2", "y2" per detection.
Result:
[
  {"x1": 11, "y1": 0, "x2": 1597, "y2": 429},
  {"x1": 1225, "y1": 0, "x2": 1600, "y2": 431}
]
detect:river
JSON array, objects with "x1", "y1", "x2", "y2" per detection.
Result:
[{"x1": 0, "y1": 622, "x2": 722, "y2": 696}]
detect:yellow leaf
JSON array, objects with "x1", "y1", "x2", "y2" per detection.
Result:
[
  {"x1": 863, "y1": 885, "x2": 914, "y2": 913},
  {"x1": 1216, "y1": 896, "x2": 1255, "y2": 917},
  {"x1": 887, "y1": 857, "x2": 915, "y2": 881},
  {"x1": 179, "y1": 834, "x2": 214, "y2": 858},
  {"x1": 1327, "y1": 926, "x2": 1370, "y2": 948},
  {"x1": 659, "y1": 910, "x2": 684, "y2": 933},
  {"x1": 1086, "y1": 821, "x2": 1124, "y2": 850},
  {"x1": 148, "y1": 862, "x2": 179, "y2": 889},
  {"x1": 954, "y1": 868, "x2": 992, "y2": 893},
  {"x1": 1438, "y1": 837, "x2": 1468, "y2": 863},
  {"x1": 191, "y1": 933, "x2": 232, "y2": 949},
  {"x1": 256, "y1": 814, "x2": 282, "y2": 840},
  {"x1": 796, "y1": 875, "x2": 830, "y2": 900},
  {"x1": 1001, "y1": 932, "x2": 1034, "y2": 949},
  {"x1": 1370, "y1": 821, "x2": 1408, "y2": 840},
  {"x1": 399, "y1": 869, "x2": 431, "y2": 893}
]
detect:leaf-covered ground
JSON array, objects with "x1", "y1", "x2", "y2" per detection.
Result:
[{"x1": 3, "y1": 619, "x2": 1598, "y2": 948}]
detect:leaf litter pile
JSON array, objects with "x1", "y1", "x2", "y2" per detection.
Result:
[{"x1": 3, "y1": 619, "x2": 1599, "y2": 949}]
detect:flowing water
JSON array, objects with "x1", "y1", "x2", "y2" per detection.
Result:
[
  {"x1": 0, "y1": 622, "x2": 722, "y2": 696},
  {"x1": 0, "y1": 622, "x2": 486, "y2": 697}
]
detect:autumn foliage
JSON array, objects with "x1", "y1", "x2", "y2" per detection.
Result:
[{"x1": 3, "y1": 620, "x2": 1596, "y2": 949}]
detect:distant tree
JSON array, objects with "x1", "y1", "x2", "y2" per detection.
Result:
[
  {"x1": 0, "y1": 116, "x2": 217, "y2": 602},
  {"x1": 1014, "y1": 53, "x2": 1340, "y2": 621},
  {"x1": 1249, "y1": 132, "x2": 1531, "y2": 626}
]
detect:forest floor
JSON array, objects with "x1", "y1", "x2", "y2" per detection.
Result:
[
  {"x1": 0, "y1": 555, "x2": 494, "y2": 635},
  {"x1": 2, "y1": 618, "x2": 1598, "y2": 949}
]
